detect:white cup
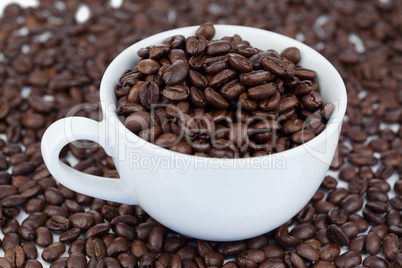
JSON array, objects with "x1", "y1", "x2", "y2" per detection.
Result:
[{"x1": 41, "y1": 25, "x2": 347, "y2": 241}]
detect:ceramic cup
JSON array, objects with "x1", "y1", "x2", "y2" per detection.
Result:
[{"x1": 41, "y1": 25, "x2": 347, "y2": 241}]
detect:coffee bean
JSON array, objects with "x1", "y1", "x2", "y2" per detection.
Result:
[
  {"x1": 363, "y1": 209, "x2": 385, "y2": 225},
  {"x1": 228, "y1": 53, "x2": 253, "y2": 73},
  {"x1": 205, "y1": 252, "x2": 224, "y2": 267},
  {"x1": 150, "y1": 45, "x2": 171, "y2": 60},
  {"x1": 220, "y1": 80, "x2": 245, "y2": 100},
  {"x1": 204, "y1": 87, "x2": 229, "y2": 109},
  {"x1": 327, "y1": 188, "x2": 349, "y2": 205},
  {"x1": 382, "y1": 233, "x2": 399, "y2": 260},
  {"x1": 59, "y1": 228, "x2": 81, "y2": 243},
  {"x1": 22, "y1": 242, "x2": 38, "y2": 259},
  {"x1": 163, "y1": 60, "x2": 189, "y2": 86},
  {"x1": 139, "y1": 81, "x2": 160, "y2": 109},
  {"x1": 281, "y1": 47, "x2": 301, "y2": 64},
  {"x1": 42, "y1": 242, "x2": 66, "y2": 263},
  {"x1": 163, "y1": 84, "x2": 190, "y2": 101},
  {"x1": 148, "y1": 226, "x2": 165, "y2": 253},
  {"x1": 195, "y1": 23, "x2": 215, "y2": 40},
  {"x1": 340, "y1": 194, "x2": 364, "y2": 214},
  {"x1": 4, "y1": 245, "x2": 25, "y2": 268},
  {"x1": 369, "y1": 225, "x2": 388, "y2": 240},
  {"x1": 117, "y1": 252, "x2": 137, "y2": 268},
  {"x1": 363, "y1": 256, "x2": 387, "y2": 268},
  {"x1": 349, "y1": 234, "x2": 366, "y2": 253},
  {"x1": 69, "y1": 212, "x2": 95, "y2": 230},
  {"x1": 328, "y1": 207, "x2": 349, "y2": 225},
  {"x1": 365, "y1": 232, "x2": 381, "y2": 256},
  {"x1": 69, "y1": 239, "x2": 85, "y2": 255},
  {"x1": 138, "y1": 59, "x2": 160, "y2": 75},
  {"x1": 24, "y1": 259, "x2": 43, "y2": 268},
  {"x1": 334, "y1": 251, "x2": 362, "y2": 268},
  {"x1": 85, "y1": 222, "x2": 111, "y2": 239},
  {"x1": 35, "y1": 226, "x2": 53, "y2": 247},
  {"x1": 104, "y1": 257, "x2": 122, "y2": 268},
  {"x1": 66, "y1": 252, "x2": 87, "y2": 268},
  {"x1": 186, "y1": 35, "x2": 207, "y2": 56},
  {"x1": 327, "y1": 224, "x2": 349, "y2": 246},
  {"x1": 386, "y1": 210, "x2": 401, "y2": 226},
  {"x1": 239, "y1": 70, "x2": 273, "y2": 86},
  {"x1": 50, "y1": 257, "x2": 68, "y2": 268},
  {"x1": 296, "y1": 244, "x2": 319, "y2": 262},
  {"x1": 86, "y1": 237, "x2": 106, "y2": 258},
  {"x1": 46, "y1": 216, "x2": 70, "y2": 233}
]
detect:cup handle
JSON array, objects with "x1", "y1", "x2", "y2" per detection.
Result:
[{"x1": 41, "y1": 117, "x2": 136, "y2": 205}]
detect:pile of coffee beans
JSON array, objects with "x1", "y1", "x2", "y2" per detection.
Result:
[
  {"x1": 116, "y1": 24, "x2": 334, "y2": 158},
  {"x1": 0, "y1": 0, "x2": 401, "y2": 267}
]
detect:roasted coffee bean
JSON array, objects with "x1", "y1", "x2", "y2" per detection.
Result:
[
  {"x1": 69, "y1": 212, "x2": 95, "y2": 230},
  {"x1": 196, "y1": 23, "x2": 215, "y2": 40},
  {"x1": 163, "y1": 85, "x2": 190, "y2": 101},
  {"x1": 314, "y1": 201, "x2": 336, "y2": 214},
  {"x1": 150, "y1": 45, "x2": 171, "y2": 60},
  {"x1": 186, "y1": 35, "x2": 207, "y2": 55},
  {"x1": 341, "y1": 222, "x2": 359, "y2": 240},
  {"x1": 204, "y1": 87, "x2": 229, "y2": 109},
  {"x1": 382, "y1": 233, "x2": 399, "y2": 260},
  {"x1": 239, "y1": 92, "x2": 258, "y2": 111},
  {"x1": 125, "y1": 111, "x2": 152, "y2": 133},
  {"x1": 138, "y1": 59, "x2": 160, "y2": 75},
  {"x1": 327, "y1": 188, "x2": 349, "y2": 205},
  {"x1": 24, "y1": 259, "x2": 43, "y2": 268},
  {"x1": 239, "y1": 70, "x2": 273, "y2": 86},
  {"x1": 220, "y1": 80, "x2": 245, "y2": 99},
  {"x1": 319, "y1": 243, "x2": 340, "y2": 262},
  {"x1": 46, "y1": 216, "x2": 70, "y2": 233},
  {"x1": 363, "y1": 209, "x2": 385, "y2": 225},
  {"x1": 328, "y1": 207, "x2": 349, "y2": 225},
  {"x1": 217, "y1": 241, "x2": 247, "y2": 257},
  {"x1": 22, "y1": 242, "x2": 38, "y2": 259},
  {"x1": 163, "y1": 60, "x2": 189, "y2": 86},
  {"x1": 284, "y1": 252, "x2": 305, "y2": 268},
  {"x1": 327, "y1": 224, "x2": 349, "y2": 246},
  {"x1": 386, "y1": 210, "x2": 401, "y2": 226},
  {"x1": 69, "y1": 239, "x2": 85, "y2": 255},
  {"x1": 334, "y1": 251, "x2": 362, "y2": 268},
  {"x1": 42, "y1": 242, "x2": 66, "y2": 263},
  {"x1": 117, "y1": 252, "x2": 137, "y2": 268},
  {"x1": 206, "y1": 40, "x2": 232, "y2": 56},
  {"x1": 349, "y1": 235, "x2": 366, "y2": 253},
  {"x1": 139, "y1": 81, "x2": 160, "y2": 109},
  {"x1": 365, "y1": 231, "x2": 381, "y2": 256},
  {"x1": 204, "y1": 252, "x2": 224, "y2": 267},
  {"x1": 340, "y1": 194, "x2": 364, "y2": 214},
  {"x1": 363, "y1": 256, "x2": 387, "y2": 268},
  {"x1": 228, "y1": 53, "x2": 253, "y2": 73},
  {"x1": 281, "y1": 47, "x2": 301, "y2": 64},
  {"x1": 4, "y1": 245, "x2": 25, "y2": 268},
  {"x1": 86, "y1": 237, "x2": 106, "y2": 258},
  {"x1": 296, "y1": 244, "x2": 319, "y2": 262},
  {"x1": 67, "y1": 252, "x2": 87, "y2": 268},
  {"x1": 59, "y1": 228, "x2": 81, "y2": 243},
  {"x1": 148, "y1": 226, "x2": 165, "y2": 253},
  {"x1": 85, "y1": 222, "x2": 111, "y2": 239},
  {"x1": 35, "y1": 226, "x2": 53, "y2": 247}
]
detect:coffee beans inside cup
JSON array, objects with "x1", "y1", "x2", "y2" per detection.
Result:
[{"x1": 115, "y1": 24, "x2": 334, "y2": 158}]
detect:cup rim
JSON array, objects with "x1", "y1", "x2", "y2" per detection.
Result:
[{"x1": 99, "y1": 24, "x2": 347, "y2": 162}]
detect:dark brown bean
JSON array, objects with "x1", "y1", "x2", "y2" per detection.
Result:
[{"x1": 42, "y1": 242, "x2": 66, "y2": 263}]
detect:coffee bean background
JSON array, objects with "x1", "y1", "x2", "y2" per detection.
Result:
[{"x1": 0, "y1": 0, "x2": 401, "y2": 267}]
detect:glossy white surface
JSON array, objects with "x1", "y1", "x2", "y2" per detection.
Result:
[{"x1": 41, "y1": 25, "x2": 347, "y2": 241}]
